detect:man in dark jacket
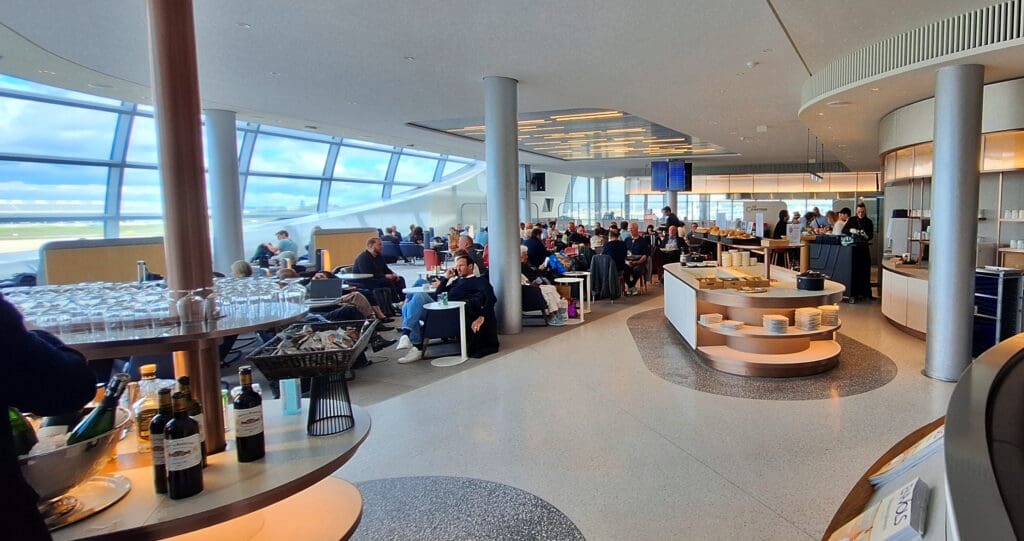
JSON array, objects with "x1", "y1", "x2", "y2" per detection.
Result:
[
  {"x1": 602, "y1": 228, "x2": 628, "y2": 273},
  {"x1": 524, "y1": 227, "x2": 548, "y2": 268},
  {"x1": 352, "y1": 237, "x2": 407, "y2": 300},
  {"x1": 396, "y1": 255, "x2": 499, "y2": 362},
  {"x1": 662, "y1": 206, "x2": 683, "y2": 228},
  {"x1": 1, "y1": 293, "x2": 96, "y2": 540}
]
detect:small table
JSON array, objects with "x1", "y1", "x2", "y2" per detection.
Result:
[
  {"x1": 562, "y1": 271, "x2": 591, "y2": 313},
  {"x1": 554, "y1": 277, "x2": 585, "y2": 324},
  {"x1": 402, "y1": 286, "x2": 437, "y2": 296},
  {"x1": 423, "y1": 300, "x2": 468, "y2": 367}
]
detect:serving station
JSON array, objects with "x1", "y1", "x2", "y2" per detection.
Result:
[{"x1": 663, "y1": 262, "x2": 845, "y2": 377}]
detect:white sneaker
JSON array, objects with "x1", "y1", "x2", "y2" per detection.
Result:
[
  {"x1": 549, "y1": 314, "x2": 566, "y2": 326},
  {"x1": 395, "y1": 334, "x2": 413, "y2": 350},
  {"x1": 398, "y1": 347, "x2": 422, "y2": 364},
  {"x1": 630, "y1": 287, "x2": 638, "y2": 296}
]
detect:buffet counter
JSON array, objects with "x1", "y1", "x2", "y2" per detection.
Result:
[
  {"x1": 880, "y1": 259, "x2": 929, "y2": 339},
  {"x1": 663, "y1": 263, "x2": 845, "y2": 377}
]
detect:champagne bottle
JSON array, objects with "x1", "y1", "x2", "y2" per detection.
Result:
[
  {"x1": 134, "y1": 364, "x2": 160, "y2": 450},
  {"x1": 67, "y1": 373, "x2": 129, "y2": 445},
  {"x1": 233, "y1": 366, "x2": 265, "y2": 462},
  {"x1": 9, "y1": 408, "x2": 38, "y2": 456},
  {"x1": 176, "y1": 376, "x2": 207, "y2": 467},
  {"x1": 164, "y1": 392, "x2": 203, "y2": 499},
  {"x1": 149, "y1": 388, "x2": 173, "y2": 494}
]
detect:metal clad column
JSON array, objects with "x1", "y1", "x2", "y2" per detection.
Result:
[
  {"x1": 592, "y1": 176, "x2": 602, "y2": 223},
  {"x1": 205, "y1": 109, "x2": 244, "y2": 274},
  {"x1": 484, "y1": 76, "x2": 522, "y2": 334},
  {"x1": 145, "y1": 0, "x2": 224, "y2": 451},
  {"x1": 666, "y1": 190, "x2": 679, "y2": 218},
  {"x1": 925, "y1": 64, "x2": 984, "y2": 381}
]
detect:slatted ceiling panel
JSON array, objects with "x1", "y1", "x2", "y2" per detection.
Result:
[
  {"x1": 802, "y1": 0, "x2": 1024, "y2": 107},
  {"x1": 828, "y1": 173, "x2": 858, "y2": 192}
]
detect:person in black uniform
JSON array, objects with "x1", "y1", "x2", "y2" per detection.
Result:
[
  {"x1": 848, "y1": 203, "x2": 874, "y2": 239},
  {"x1": 1, "y1": 293, "x2": 96, "y2": 540},
  {"x1": 772, "y1": 209, "x2": 790, "y2": 239},
  {"x1": 662, "y1": 206, "x2": 683, "y2": 228}
]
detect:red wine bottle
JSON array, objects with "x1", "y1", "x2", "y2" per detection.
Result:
[
  {"x1": 149, "y1": 388, "x2": 173, "y2": 494},
  {"x1": 233, "y1": 366, "x2": 265, "y2": 462},
  {"x1": 176, "y1": 376, "x2": 207, "y2": 468},
  {"x1": 164, "y1": 392, "x2": 203, "y2": 499}
]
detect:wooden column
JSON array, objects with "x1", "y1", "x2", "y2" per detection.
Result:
[{"x1": 145, "y1": 0, "x2": 224, "y2": 452}]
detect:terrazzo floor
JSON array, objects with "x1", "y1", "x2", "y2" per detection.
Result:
[
  {"x1": 334, "y1": 281, "x2": 955, "y2": 540},
  {"x1": 353, "y1": 476, "x2": 584, "y2": 541}
]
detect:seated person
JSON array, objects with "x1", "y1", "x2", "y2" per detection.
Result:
[
  {"x1": 524, "y1": 227, "x2": 548, "y2": 268},
  {"x1": 567, "y1": 225, "x2": 590, "y2": 245},
  {"x1": 622, "y1": 223, "x2": 650, "y2": 296},
  {"x1": 231, "y1": 259, "x2": 254, "y2": 278},
  {"x1": 520, "y1": 245, "x2": 547, "y2": 284},
  {"x1": 395, "y1": 255, "x2": 499, "y2": 363},
  {"x1": 351, "y1": 237, "x2": 407, "y2": 301},
  {"x1": 381, "y1": 227, "x2": 401, "y2": 244},
  {"x1": 456, "y1": 235, "x2": 487, "y2": 272},
  {"x1": 304, "y1": 272, "x2": 391, "y2": 322},
  {"x1": 602, "y1": 228, "x2": 628, "y2": 274},
  {"x1": 660, "y1": 225, "x2": 686, "y2": 263}
]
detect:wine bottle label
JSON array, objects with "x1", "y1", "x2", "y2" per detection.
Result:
[
  {"x1": 151, "y1": 434, "x2": 165, "y2": 466},
  {"x1": 165, "y1": 434, "x2": 201, "y2": 471},
  {"x1": 234, "y1": 407, "x2": 264, "y2": 438},
  {"x1": 190, "y1": 414, "x2": 206, "y2": 443}
]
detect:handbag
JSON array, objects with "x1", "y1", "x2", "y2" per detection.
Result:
[{"x1": 566, "y1": 300, "x2": 578, "y2": 319}]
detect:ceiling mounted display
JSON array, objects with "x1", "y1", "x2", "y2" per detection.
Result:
[{"x1": 411, "y1": 108, "x2": 734, "y2": 161}]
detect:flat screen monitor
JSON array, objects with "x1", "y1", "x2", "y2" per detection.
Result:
[
  {"x1": 530, "y1": 172, "x2": 546, "y2": 192},
  {"x1": 651, "y1": 161, "x2": 668, "y2": 191},
  {"x1": 668, "y1": 160, "x2": 692, "y2": 191}
]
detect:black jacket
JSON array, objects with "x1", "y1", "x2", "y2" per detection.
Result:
[
  {"x1": 352, "y1": 250, "x2": 394, "y2": 278},
  {"x1": 1, "y1": 294, "x2": 96, "y2": 540}
]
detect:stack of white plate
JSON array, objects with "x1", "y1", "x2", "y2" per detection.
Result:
[
  {"x1": 721, "y1": 253, "x2": 732, "y2": 268},
  {"x1": 699, "y1": 313, "x2": 724, "y2": 325},
  {"x1": 739, "y1": 251, "x2": 751, "y2": 267},
  {"x1": 762, "y1": 314, "x2": 789, "y2": 334},
  {"x1": 719, "y1": 320, "x2": 744, "y2": 331},
  {"x1": 794, "y1": 308, "x2": 822, "y2": 330},
  {"x1": 818, "y1": 305, "x2": 840, "y2": 327}
]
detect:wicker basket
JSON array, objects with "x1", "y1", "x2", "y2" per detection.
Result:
[{"x1": 246, "y1": 319, "x2": 378, "y2": 380}]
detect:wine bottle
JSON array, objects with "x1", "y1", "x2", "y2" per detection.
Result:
[
  {"x1": 9, "y1": 408, "x2": 38, "y2": 456},
  {"x1": 67, "y1": 373, "x2": 129, "y2": 445},
  {"x1": 233, "y1": 366, "x2": 265, "y2": 462},
  {"x1": 164, "y1": 392, "x2": 203, "y2": 499},
  {"x1": 149, "y1": 388, "x2": 173, "y2": 494},
  {"x1": 176, "y1": 376, "x2": 207, "y2": 467},
  {"x1": 134, "y1": 364, "x2": 160, "y2": 451}
]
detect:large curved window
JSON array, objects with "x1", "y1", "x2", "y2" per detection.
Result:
[
  {"x1": 334, "y1": 146, "x2": 391, "y2": 180},
  {"x1": 0, "y1": 74, "x2": 479, "y2": 275}
]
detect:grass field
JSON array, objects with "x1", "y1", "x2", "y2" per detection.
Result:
[{"x1": 0, "y1": 222, "x2": 165, "y2": 254}]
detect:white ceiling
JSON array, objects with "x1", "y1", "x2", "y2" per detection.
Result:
[{"x1": 0, "y1": 0, "x2": 1014, "y2": 178}]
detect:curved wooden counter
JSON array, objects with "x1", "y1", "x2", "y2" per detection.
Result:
[
  {"x1": 880, "y1": 259, "x2": 928, "y2": 339},
  {"x1": 54, "y1": 401, "x2": 370, "y2": 541},
  {"x1": 664, "y1": 263, "x2": 844, "y2": 377},
  {"x1": 821, "y1": 417, "x2": 945, "y2": 540}
]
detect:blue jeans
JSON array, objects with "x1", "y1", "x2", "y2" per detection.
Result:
[{"x1": 401, "y1": 292, "x2": 432, "y2": 345}]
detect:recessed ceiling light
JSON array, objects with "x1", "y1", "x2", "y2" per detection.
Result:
[
  {"x1": 745, "y1": 61, "x2": 759, "y2": 69},
  {"x1": 347, "y1": 100, "x2": 358, "y2": 105},
  {"x1": 826, "y1": 100, "x2": 851, "y2": 107},
  {"x1": 708, "y1": 120, "x2": 718, "y2": 125},
  {"x1": 816, "y1": 112, "x2": 824, "y2": 116},
  {"x1": 38, "y1": 69, "x2": 56, "y2": 75},
  {"x1": 756, "y1": 125, "x2": 768, "y2": 133},
  {"x1": 237, "y1": 22, "x2": 252, "y2": 28},
  {"x1": 87, "y1": 82, "x2": 113, "y2": 89},
  {"x1": 404, "y1": 56, "x2": 416, "y2": 62},
  {"x1": 870, "y1": 87, "x2": 880, "y2": 92},
  {"x1": 269, "y1": 71, "x2": 280, "y2": 76}
]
